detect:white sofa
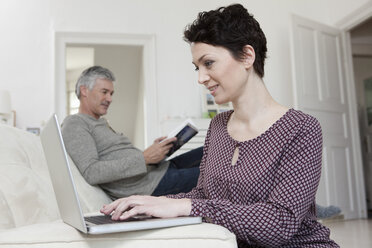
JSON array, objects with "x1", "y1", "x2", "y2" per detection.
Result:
[{"x1": 0, "y1": 124, "x2": 237, "y2": 248}]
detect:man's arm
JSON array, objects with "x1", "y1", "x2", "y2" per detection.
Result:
[{"x1": 61, "y1": 117, "x2": 147, "y2": 185}]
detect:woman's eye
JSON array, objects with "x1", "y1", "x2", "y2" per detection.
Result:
[
  {"x1": 194, "y1": 66, "x2": 199, "y2": 71},
  {"x1": 204, "y1": 60, "x2": 214, "y2": 68}
]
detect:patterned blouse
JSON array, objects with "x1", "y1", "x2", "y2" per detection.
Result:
[{"x1": 169, "y1": 109, "x2": 339, "y2": 247}]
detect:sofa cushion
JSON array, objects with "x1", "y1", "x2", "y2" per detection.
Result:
[
  {"x1": 67, "y1": 155, "x2": 112, "y2": 213},
  {"x1": 0, "y1": 124, "x2": 60, "y2": 229},
  {"x1": 0, "y1": 220, "x2": 237, "y2": 248},
  {"x1": 0, "y1": 190, "x2": 14, "y2": 229},
  {"x1": 0, "y1": 164, "x2": 60, "y2": 229},
  {"x1": 0, "y1": 124, "x2": 111, "y2": 229}
]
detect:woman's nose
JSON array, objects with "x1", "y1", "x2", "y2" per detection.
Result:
[{"x1": 198, "y1": 69, "x2": 210, "y2": 85}]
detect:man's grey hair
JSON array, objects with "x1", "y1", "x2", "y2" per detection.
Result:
[{"x1": 75, "y1": 66, "x2": 116, "y2": 99}]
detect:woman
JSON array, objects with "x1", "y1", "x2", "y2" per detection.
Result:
[{"x1": 101, "y1": 4, "x2": 338, "y2": 247}]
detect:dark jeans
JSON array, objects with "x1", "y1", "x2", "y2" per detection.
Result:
[{"x1": 151, "y1": 146, "x2": 203, "y2": 196}]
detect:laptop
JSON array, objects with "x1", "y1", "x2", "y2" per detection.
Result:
[{"x1": 40, "y1": 114, "x2": 202, "y2": 235}]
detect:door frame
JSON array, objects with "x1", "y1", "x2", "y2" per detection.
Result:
[
  {"x1": 54, "y1": 32, "x2": 158, "y2": 147},
  {"x1": 337, "y1": 1, "x2": 372, "y2": 218}
]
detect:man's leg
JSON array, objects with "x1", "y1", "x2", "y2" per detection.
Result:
[
  {"x1": 151, "y1": 163, "x2": 199, "y2": 196},
  {"x1": 169, "y1": 146, "x2": 203, "y2": 169},
  {"x1": 151, "y1": 146, "x2": 203, "y2": 196}
]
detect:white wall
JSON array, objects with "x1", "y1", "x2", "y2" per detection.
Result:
[
  {"x1": 0, "y1": 0, "x2": 370, "y2": 130},
  {"x1": 0, "y1": 0, "x2": 53, "y2": 129}
]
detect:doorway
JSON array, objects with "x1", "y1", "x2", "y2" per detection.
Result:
[
  {"x1": 55, "y1": 32, "x2": 158, "y2": 149},
  {"x1": 350, "y1": 17, "x2": 372, "y2": 217},
  {"x1": 65, "y1": 44, "x2": 144, "y2": 148}
]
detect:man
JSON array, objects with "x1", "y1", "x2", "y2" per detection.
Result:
[{"x1": 62, "y1": 66, "x2": 202, "y2": 200}]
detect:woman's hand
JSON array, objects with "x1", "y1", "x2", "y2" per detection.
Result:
[
  {"x1": 143, "y1": 137, "x2": 177, "y2": 164},
  {"x1": 100, "y1": 195, "x2": 192, "y2": 220}
]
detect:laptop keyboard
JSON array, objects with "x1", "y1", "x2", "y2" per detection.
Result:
[{"x1": 85, "y1": 214, "x2": 152, "y2": 225}]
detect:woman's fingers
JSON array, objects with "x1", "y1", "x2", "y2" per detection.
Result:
[
  {"x1": 111, "y1": 201, "x2": 133, "y2": 220},
  {"x1": 103, "y1": 195, "x2": 148, "y2": 220},
  {"x1": 100, "y1": 198, "x2": 123, "y2": 215},
  {"x1": 101, "y1": 196, "x2": 138, "y2": 216},
  {"x1": 119, "y1": 205, "x2": 147, "y2": 220}
]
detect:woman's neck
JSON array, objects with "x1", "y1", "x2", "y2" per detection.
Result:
[
  {"x1": 231, "y1": 76, "x2": 276, "y2": 124},
  {"x1": 227, "y1": 75, "x2": 288, "y2": 142}
]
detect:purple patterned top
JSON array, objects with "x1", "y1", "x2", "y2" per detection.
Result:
[{"x1": 169, "y1": 109, "x2": 338, "y2": 247}]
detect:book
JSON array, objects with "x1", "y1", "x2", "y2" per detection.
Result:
[{"x1": 164, "y1": 119, "x2": 199, "y2": 157}]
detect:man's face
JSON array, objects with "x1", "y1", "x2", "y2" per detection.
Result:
[{"x1": 82, "y1": 78, "x2": 114, "y2": 119}]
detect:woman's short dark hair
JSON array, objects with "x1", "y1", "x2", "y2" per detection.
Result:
[{"x1": 184, "y1": 4, "x2": 267, "y2": 78}]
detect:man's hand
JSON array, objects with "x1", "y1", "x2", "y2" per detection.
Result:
[{"x1": 143, "y1": 136, "x2": 177, "y2": 164}]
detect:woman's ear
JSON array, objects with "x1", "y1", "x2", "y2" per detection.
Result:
[{"x1": 243, "y1": 45, "x2": 255, "y2": 69}]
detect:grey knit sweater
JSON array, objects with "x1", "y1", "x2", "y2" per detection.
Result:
[{"x1": 61, "y1": 114, "x2": 169, "y2": 199}]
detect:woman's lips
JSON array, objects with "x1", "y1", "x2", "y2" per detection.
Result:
[{"x1": 208, "y1": 85, "x2": 218, "y2": 96}]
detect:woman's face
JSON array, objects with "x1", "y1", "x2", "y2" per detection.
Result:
[{"x1": 191, "y1": 42, "x2": 249, "y2": 104}]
